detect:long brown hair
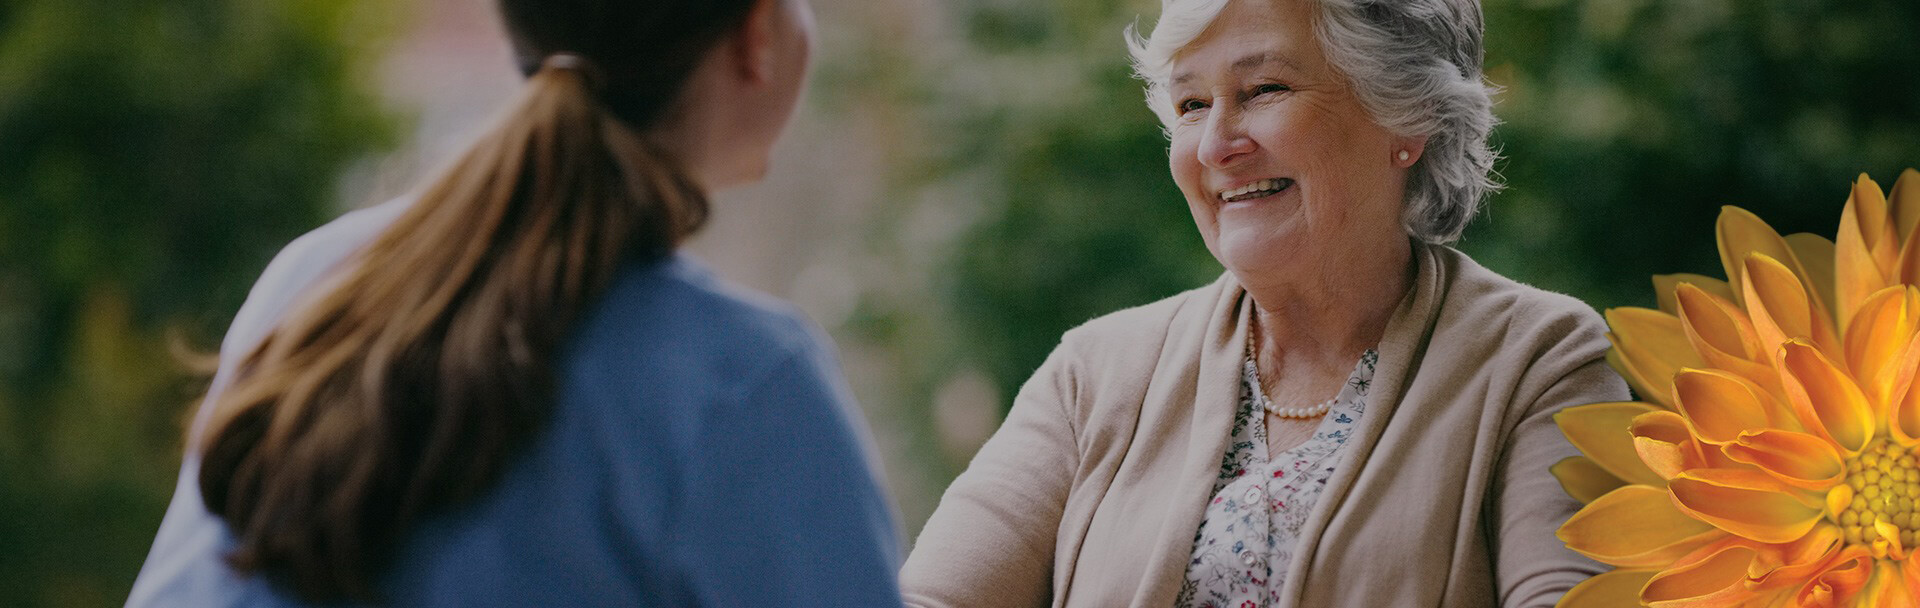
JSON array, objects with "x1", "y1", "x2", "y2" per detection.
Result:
[{"x1": 195, "y1": 0, "x2": 756, "y2": 601}]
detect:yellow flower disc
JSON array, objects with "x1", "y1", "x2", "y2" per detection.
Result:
[{"x1": 1838, "y1": 437, "x2": 1920, "y2": 549}]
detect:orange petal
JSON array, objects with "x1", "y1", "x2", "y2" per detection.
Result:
[
  {"x1": 1559, "y1": 484, "x2": 1725, "y2": 568},
  {"x1": 1779, "y1": 340, "x2": 1876, "y2": 455},
  {"x1": 1743, "y1": 252, "x2": 1842, "y2": 364},
  {"x1": 1550, "y1": 456, "x2": 1628, "y2": 504},
  {"x1": 1881, "y1": 321, "x2": 1920, "y2": 445},
  {"x1": 1905, "y1": 554, "x2": 1920, "y2": 602},
  {"x1": 1676, "y1": 285, "x2": 1781, "y2": 395},
  {"x1": 1677, "y1": 283, "x2": 1764, "y2": 360},
  {"x1": 1669, "y1": 469, "x2": 1824, "y2": 544},
  {"x1": 1865, "y1": 560, "x2": 1916, "y2": 608},
  {"x1": 1557, "y1": 402, "x2": 1668, "y2": 487},
  {"x1": 1655, "y1": 274, "x2": 1736, "y2": 317},
  {"x1": 1720, "y1": 206, "x2": 1814, "y2": 316},
  {"x1": 1792, "y1": 547, "x2": 1873, "y2": 608},
  {"x1": 1633, "y1": 410, "x2": 1707, "y2": 480},
  {"x1": 1747, "y1": 523, "x2": 1845, "y2": 591},
  {"x1": 1881, "y1": 335, "x2": 1920, "y2": 444},
  {"x1": 1558, "y1": 569, "x2": 1657, "y2": 608},
  {"x1": 1642, "y1": 544, "x2": 1760, "y2": 608},
  {"x1": 1696, "y1": 443, "x2": 1749, "y2": 471},
  {"x1": 1828, "y1": 485, "x2": 1855, "y2": 520},
  {"x1": 1673, "y1": 368, "x2": 1781, "y2": 444},
  {"x1": 1873, "y1": 520, "x2": 1907, "y2": 560},
  {"x1": 1721, "y1": 429, "x2": 1846, "y2": 491},
  {"x1": 1838, "y1": 175, "x2": 1898, "y2": 334},
  {"x1": 1879, "y1": 309, "x2": 1920, "y2": 445},
  {"x1": 1896, "y1": 171, "x2": 1920, "y2": 315},
  {"x1": 1895, "y1": 357, "x2": 1920, "y2": 444},
  {"x1": 1786, "y1": 232, "x2": 1840, "y2": 321},
  {"x1": 1859, "y1": 174, "x2": 1899, "y2": 268},
  {"x1": 1842, "y1": 285, "x2": 1919, "y2": 410},
  {"x1": 1609, "y1": 307, "x2": 1705, "y2": 408},
  {"x1": 1607, "y1": 348, "x2": 1667, "y2": 409},
  {"x1": 1898, "y1": 222, "x2": 1920, "y2": 291},
  {"x1": 1890, "y1": 168, "x2": 1920, "y2": 243}
]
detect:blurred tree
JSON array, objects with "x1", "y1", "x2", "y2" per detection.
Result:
[
  {"x1": 1476, "y1": 0, "x2": 1920, "y2": 310},
  {"x1": 839, "y1": 0, "x2": 1217, "y2": 489},
  {"x1": 895, "y1": 0, "x2": 1218, "y2": 415},
  {"x1": 907, "y1": 0, "x2": 1919, "y2": 428},
  {"x1": 0, "y1": 0, "x2": 397, "y2": 604}
]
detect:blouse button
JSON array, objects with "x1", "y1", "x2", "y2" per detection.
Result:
[{"x1": 1240, "y1": 550, "x2": 1263, "y2": 569}]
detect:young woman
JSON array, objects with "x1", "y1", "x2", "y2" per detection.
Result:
[{"x1": 127, "y1": 0, "x2": 904, "y2": 605}]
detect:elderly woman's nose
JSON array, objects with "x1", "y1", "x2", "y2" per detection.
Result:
[{"x1": 1198, "y1": 109, "x2": 1257, "y2": 170}]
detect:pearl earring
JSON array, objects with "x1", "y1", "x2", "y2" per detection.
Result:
[{"x1": 1397, "y1": 150, "x2": 1410, "y2": 162}]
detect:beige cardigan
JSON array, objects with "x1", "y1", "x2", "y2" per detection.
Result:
[{"x1": 901, "y1": 243, "x2": 1629, "y2": 608}]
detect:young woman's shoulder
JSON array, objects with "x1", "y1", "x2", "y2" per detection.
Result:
[
  {"x1": 223, "y1": 200, "x2": 412, "y2": 359},
  {"x1": 560, "y1": 254, "x2": 844, "y2": 420},
  {"x1": 576, "y1": 254, "x2": 826, "y2": 366}
]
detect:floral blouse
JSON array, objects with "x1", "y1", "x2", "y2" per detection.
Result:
[{"x1": 1175, "y1": 348, "x2": 1379, "y2": 608}]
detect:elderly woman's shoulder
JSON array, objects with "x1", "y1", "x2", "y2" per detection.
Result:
[
  {"x1": 1431, "y1": 246, "x2": 1630, "y2": 415},
  {"x1": 1433, "y1": 246, "x2": 1610, "y2": 352},
  {"x1": 1050, "y1": 277, "x2": 1225, "y2": 367}
]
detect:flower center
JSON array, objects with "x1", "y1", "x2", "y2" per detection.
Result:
[{"x1": 1837, "y1": 438, "x2": 1920, "y2": 548}]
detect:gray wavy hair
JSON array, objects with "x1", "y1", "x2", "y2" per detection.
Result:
[{"x1": 1126, "y1": 0, "x2": 1500, "y2": 244}]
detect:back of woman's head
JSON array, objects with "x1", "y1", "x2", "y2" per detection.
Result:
[
  {"x1": 195, "y1": 0, "x2": 758, "y2": 601},
  {"x1": 500, "y1": 0, "x2": 756, "y2": 127}
]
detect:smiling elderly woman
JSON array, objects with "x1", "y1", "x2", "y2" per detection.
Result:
[{"x1": 899, "y1": 0, "x2": 1629, "y2": 606}]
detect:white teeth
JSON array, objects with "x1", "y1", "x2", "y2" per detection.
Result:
[{"x1": 1218, "y1": 178, "x2": 1289, "y2": 202}]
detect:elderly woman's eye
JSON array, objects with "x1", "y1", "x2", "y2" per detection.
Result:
[
  {"x1": 1176, "y1": 98, "x2": 1209, "y2": 115},
  {"x1": 1253, "y1": 83, "x2": 1290, "y2": 96}
]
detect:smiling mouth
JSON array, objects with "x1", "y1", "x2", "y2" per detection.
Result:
[{"x1": 1218, "y1": 178, "x2": 1295, "y2": 203}]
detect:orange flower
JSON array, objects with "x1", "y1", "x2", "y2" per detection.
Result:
[{"x1": 1556, "y1": 170, "x2": 1920, "y2": 607}]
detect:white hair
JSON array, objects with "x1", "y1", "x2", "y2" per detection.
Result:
[{"x1": 1126, "y1": 0, "x2": 1501, "y2": 244}]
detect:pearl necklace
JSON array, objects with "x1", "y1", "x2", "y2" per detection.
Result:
[{"x1": 1246, "y1": 329, "x2": 1336, "y2": 419}]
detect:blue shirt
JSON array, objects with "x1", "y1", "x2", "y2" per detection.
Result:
[{"x1": 126, "y1": 201, "x2": 905, "y2": 607}]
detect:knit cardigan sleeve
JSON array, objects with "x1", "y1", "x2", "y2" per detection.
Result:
[
  {"x1": 901, "y1": 343, "x2": 1082, "y2": 608},
  {"x1": 1491, "y1": 356, "x2": 1622, "y2": 607}
]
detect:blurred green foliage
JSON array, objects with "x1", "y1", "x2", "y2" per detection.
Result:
[
  {"x1": 0, "y1": 0, "x2": 396, "y2": 604},
  {"x1": 1477, "y1": 0, "x2": 1920, "y2": 310},
  {"x1": 918, "y1": 0, "x2": 1920, "y2": 414}
]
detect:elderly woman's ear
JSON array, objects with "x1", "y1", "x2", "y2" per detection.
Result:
[{"x1": 1395, "y1": 135, "x2": 1430, "y2": 168}]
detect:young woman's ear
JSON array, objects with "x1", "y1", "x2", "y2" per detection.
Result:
[{"x1": 729, "y1": 0, "x2": 783, "y2": 84}]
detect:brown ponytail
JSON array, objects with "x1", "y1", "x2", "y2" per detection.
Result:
[{"x1": 194, "y1": 0, "x2": 755, "y2": 600}]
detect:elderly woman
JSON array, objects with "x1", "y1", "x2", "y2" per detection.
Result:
[{"x1": 899, "y1": 0, "x2": 1628, "y2": 606}]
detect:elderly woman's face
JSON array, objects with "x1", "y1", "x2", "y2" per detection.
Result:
[{"x1": 1166, "y1": 0, "x2": 1417, "y2": 281}]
